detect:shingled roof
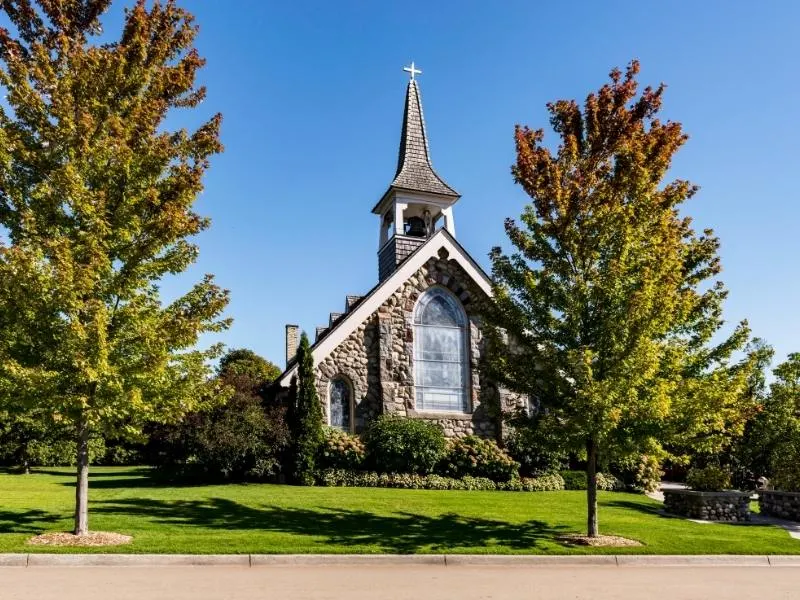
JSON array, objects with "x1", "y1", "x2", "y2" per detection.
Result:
[{"x1": 385, "y1": 79, "x2": 459, "y2": 200}]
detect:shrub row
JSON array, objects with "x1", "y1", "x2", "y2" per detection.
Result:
[
  {"x1": 321, "y1": 417, "x2": 521, "y2": 483},
  {"x1": 559, "y1": 470, "x2": 624, "y2": 491},
  {"x1": 320, "y1": 419, "x2": 624, "y2": 491},
  {"x1": 316, "y1": 468, "x2": 566, "y2": 492}
]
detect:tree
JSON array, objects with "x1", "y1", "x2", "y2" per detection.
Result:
[
  {"x1": 289, "y1": 332, "x2": 324, "y2": 485},
  {"x1": 0, "y1": 406, "x2": 60, "y2": 471},
  {"x1": 763, "y1": 354, "x2": 800, "y2": 490},
  {"x1": 0, "y1": 1, "x2": 229, "y2": 535},
  {"x1": 218, "y1": 348, "x2": 281, "y2": 384},
  {"x1": 711, "y1": 339, "x2": 774, "y2": 488},
  {"x1": 148, "y1": 370, "x2": 290, "y2": 481},
  {"x1": 485, "y1": 61, "x2": 755, "y2": 536}
]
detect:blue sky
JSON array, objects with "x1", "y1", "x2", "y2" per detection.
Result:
[{"x1": 109, "y1": 2, "x2": 799, "y2": 369}]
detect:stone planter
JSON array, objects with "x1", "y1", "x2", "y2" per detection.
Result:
[
  {"x1": 663, "y1": 489, "x2": 751, "y2": 522},
  {"x1": 759, "y1": 490, "x2": 800, "y2": 521}
]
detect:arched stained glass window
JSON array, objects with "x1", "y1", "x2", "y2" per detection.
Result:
[
  {"x1": 329, "y1": 378, "x2": 351, "y2": 431},
  {"x1": 414, "y1": 288, "x2": 469, "y2": 412}
]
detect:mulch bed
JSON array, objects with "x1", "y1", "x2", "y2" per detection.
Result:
[
  {"x1": 558, "y1": 534, "x2": 643, "y2": 547},
  {"x1": 27, "y1": 531, "x2": 133, "y2": 547}
]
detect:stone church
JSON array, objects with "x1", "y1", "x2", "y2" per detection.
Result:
[{"x1": 275, "y1": 65, "x2": 519, "y2": 439}]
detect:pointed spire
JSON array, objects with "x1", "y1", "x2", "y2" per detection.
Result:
[{"x1": 389, "y1": 74, "x2": 458, "y2": 198}]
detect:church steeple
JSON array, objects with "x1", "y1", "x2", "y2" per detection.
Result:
[
  {"x1": 373, "y1": 63, "x2": 461, "y2": 282},
  {"x1": 389, "y1": 70, "x2": 458, "y2": 198}
]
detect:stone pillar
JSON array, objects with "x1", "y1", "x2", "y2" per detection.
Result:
[
  {"x1": 285, "y1": 324, "x2": 299, "y2": 368},
  {"x1": 377, "y1": 309, "x2": 398, "y2": 414}
]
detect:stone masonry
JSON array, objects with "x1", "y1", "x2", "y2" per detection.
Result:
[
  {"x1": 314, "y1": 247, "x2": 513, "y2": 438},
  {"x1": 759, "y1": 490, "x2": 800, "y2": 521},
  {"x1": 663, "y1": 489, "x2": 751, "y2": 522}
]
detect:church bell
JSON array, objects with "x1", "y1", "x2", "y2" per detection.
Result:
[{"x1": 405, "y1": 216, "x2": 427, "y2": 238}]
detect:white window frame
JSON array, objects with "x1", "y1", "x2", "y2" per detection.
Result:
[{"x1": 413, "y1": 287, "x2": 470, "y2": 413}]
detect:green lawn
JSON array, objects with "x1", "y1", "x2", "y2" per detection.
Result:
[{"x1": 1, "y1": 466, "x2": 797, "y2": 555}]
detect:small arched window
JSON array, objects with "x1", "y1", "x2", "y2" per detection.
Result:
[
  {"x1": 329, "y1": 378, "x2": 352, "y2": 432},
  {"x1": 414, "y1": 287, "x2": 469, "y2": 412}
]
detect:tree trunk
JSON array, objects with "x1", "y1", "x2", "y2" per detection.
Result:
[
  {"x1": 586, "y1": 437, "x2": 598, "y2": 537},
  {"x1": 73, "y1": 413, "x2": 90, "y2": 536}
]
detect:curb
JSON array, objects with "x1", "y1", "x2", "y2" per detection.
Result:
[
  {"x1": 0, "y1": 554, "x2": 27, "y2": 567},
  {"x1": 251, "y1": 554, "x2": 444, "y2": 566},
  {"x1": 26, "y1": 554, "x2": 250, "y2": 567},
  {"x1": 445, "y1": 555, "x2": 616, "y2": 566},
  {"x1": 616, "y1": 555, "x2": 771, "y2": 567},
  {"x1": 2, "y1": 553, "x2": 800, "y2": 567}
]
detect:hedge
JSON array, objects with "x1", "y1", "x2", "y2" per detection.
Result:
[{"x1": 316, "y1": 469, "x2": 566, "y2": 492}]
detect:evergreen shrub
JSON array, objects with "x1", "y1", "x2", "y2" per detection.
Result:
[
  {"x1": 365, "y1": 416, "x2": 446, "y2": 474},
  {"x1": 290, "y1": 333, "x2": 325, "y2": 485},
  {"x1": 560, "y1": 470, "x2": 587, "y2": 490},
  {"x1": 503, "y1": 423, "x2": 568, "y2": 476},
  {"x1": 558, "y1": 470, "x2": 622, "y2": 491}
]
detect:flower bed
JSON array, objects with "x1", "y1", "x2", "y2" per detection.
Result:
[
  {"x1": 663, "y1": 489, "x2": 751, "y2": 522},
  {"x1": 759, "y1": 490, "x2": 800, "y2": 521}
]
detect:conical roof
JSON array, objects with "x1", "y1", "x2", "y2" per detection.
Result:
[{"x1": 388, "y1": 79, "x2": 459, "y2": 198}]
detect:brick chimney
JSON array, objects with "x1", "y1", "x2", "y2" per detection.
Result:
[{"x1": 285, "y1": 324, "x2": 299, "y2": 368}]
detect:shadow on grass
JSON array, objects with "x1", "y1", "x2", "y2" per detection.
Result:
[
  {"x1": 0, "y1": 509, "x2": 62, "y2": 534},
  {"x1": 32, "y1": 467, "x2": 154, "y2": 479},
  {"x1": 604, "y1": 499, "x2": 664, "y2": 517},
  {"x1": 50, "y1": 468, "x2": 219, "y2": 490},
  {"x1": 95, "y1": 497, "x2": 568, "y2": 552}
]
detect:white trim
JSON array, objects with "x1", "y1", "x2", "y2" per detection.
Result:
[
  {"x1": 277, "y1": 229, "x2": 491, "y2": 387},
  {"x1": 413, "y1": 286, "x2": 470, "y2": 414},
  {"x1": 372, "y1": 189, "x2": 459, "y2": 216}
]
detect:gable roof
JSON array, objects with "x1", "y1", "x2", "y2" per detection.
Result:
[{"x1": 275, "y1": 228, "x2": 491, "y2": 388}]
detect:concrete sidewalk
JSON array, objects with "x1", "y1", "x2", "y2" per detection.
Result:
[{"x1": 3, "y1": 564, "x2": 800, "y2": 600}]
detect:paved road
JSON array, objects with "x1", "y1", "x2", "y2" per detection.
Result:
[{"x1": 2, "y1": 565, "x2": 800, "y2": 600}]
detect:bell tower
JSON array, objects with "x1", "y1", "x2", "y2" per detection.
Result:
[{"x1": 373, "y1": 62, "x2": 460, "y2": 282}]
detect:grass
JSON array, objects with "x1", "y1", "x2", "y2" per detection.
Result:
[{"x1": 0, "y1": 466, "x2": 798, "y2": 555}]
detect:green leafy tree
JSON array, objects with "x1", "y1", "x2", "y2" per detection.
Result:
[
  {"x1": 290, "y1": 332, "x2": 324, "y2": 485},
  {"x1": 763, "y1": 354, "x2": 800, "y2": 490},
  {"x1": 486, "y1": 61, "x2": 756, "y2": 536},
  {"x1": 0, "y1": 1, "x2": 229, "y2": 535},
  {"x1": 0, "y1": 406, "x2": 61, "y2": 471},
  {"x1": 218, "y1": 348, "x2": 281, "y2": 383},
  {"x1": 711, "y1": 338, "x2": 774, "y2": 487}
]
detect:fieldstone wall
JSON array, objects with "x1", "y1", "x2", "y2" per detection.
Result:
[
  {"x1": 759, "y1": 490, "x2": 800, "y2": 521},
  {"x1": 315, "y1": 319, "x2": 381, "y2": 433},
  {"x1": 314, "y1": 246, "x2": 502, "y2": 439},
  {"x1": 663, "y1": 489, "x2": 751, "y2": 522}
]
